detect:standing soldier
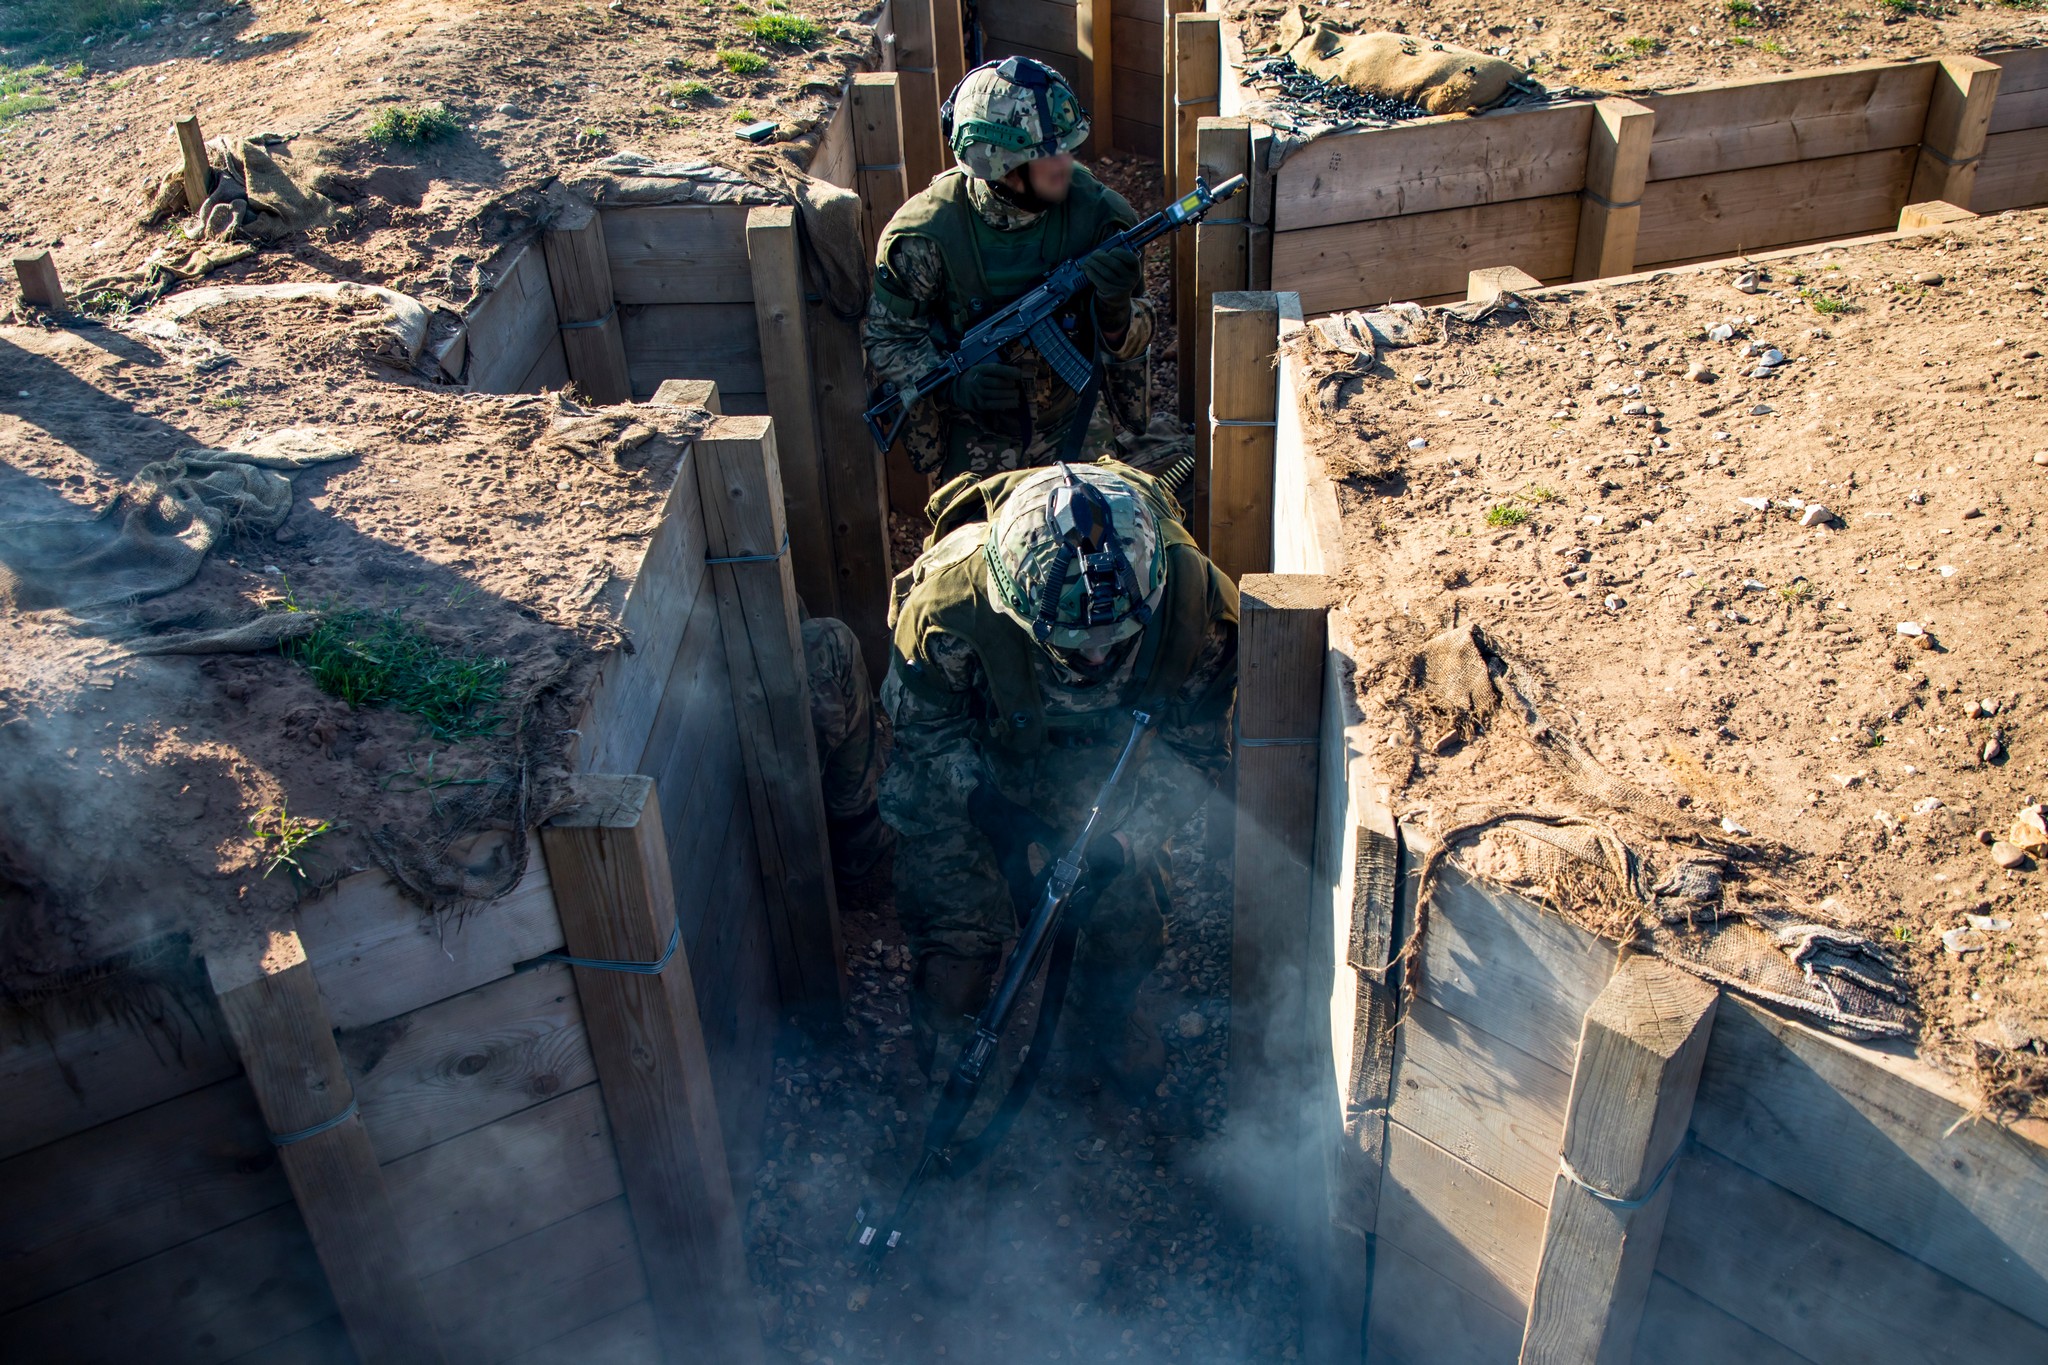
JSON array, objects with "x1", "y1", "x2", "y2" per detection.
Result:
[
  {"x1": 863, "y1": 57, "x2": 1161, "y2": 483},
  {"x1": 880, "y1": 459, "x2": 1236, "y2": 1103}
]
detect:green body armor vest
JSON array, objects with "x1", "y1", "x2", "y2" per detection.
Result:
[{"x1": 889, "y1": 461, "x2": 1239, "y2": 755}]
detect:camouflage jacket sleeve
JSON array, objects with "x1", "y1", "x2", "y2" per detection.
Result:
[
  {"x1": 1121, "y1": 613, "x2": 1236, "y2": 852},
  {"x1": 877, "y1": 631, "x2": 986, "y2": 837},
  {"x1": 863, "y1": 235, "x2": 951, "y2": 401}
]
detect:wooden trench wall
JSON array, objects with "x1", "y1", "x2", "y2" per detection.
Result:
[
  {"x1": 0, "y1": 314, "x2": 852, "y2": 1365},
  {"x1": 1213, "y1": 289, "x2": 2048, "y2": 1364}
]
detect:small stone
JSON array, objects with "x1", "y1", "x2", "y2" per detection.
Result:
[
  {"x1": 1896, "y1": 621, "x2": 1925, "y2": 637},
  {"x1": 1719, "y1": 816, "x2": 1749, "y2": 835},
  {"x1": 1750, "y1": 365, "x2": 1778, "y2": 379},
  {"x1": 1621, "y1": 400, "x2": 1648, "y2": 415},
  {"x1": 1750, "y1": 403, "x2": 1775, "y2": 415},
  {"x1": 1714, "y1": 430, "x2": 1733, "y2": 441},
  {"x1": 1175, "y1": 1011, "x2": 1207, "y2": 1039},
  {"x1": 1604, "y1": 594, "x2": 1625, "y2": 611},
  {"x1": 1981, "y1": 698, "x2": 2002, "y2": 717},
  {"x1": 1738, "y1": 496, "x2": 1770, "y2": 510},
  {"x1": 1967, "y1": 913, "x2": 2013, "y2": 932},
  {"x1": 1907, "y1": 491, "x2": 1926, "y2": 505},
  {"x1": 1480, "y1": 393, "x2": 1502, "y2": 406},
  {"x1": 1408, "y1": 437, "x2": 1429, "y2": 450},
  {"x1": 2034, "y1": 451, "x2": 2048, "y2": 466},
  {"x1": 1761, "y1": 348, "x2": 1785, "y2": 367},
  {"x1": 1942, "y1": 926, "x2": 1988, "y2": 954},
  {"x1": 1081, "y1": 1259, "x2": 1103, "y2": 1276},
  {"x1": 1873, "y1": 810, "x2": 1901, "y2": 834},
  {"x1": 1800, "y1": 504, "x2": 1833, "y2": 528},
  {"x1": 1734, "y1": 270, "x2": 1761, "y2": 294},
  {"x1": 1984, "y1": 737, "x2": 2005, "y2": 762},
  {"x1": 1964, "y1": 699, "x2": 1987, "y2": 718},
  {"x1": 1687, "y1": 361, "x2": 1714, "y2": 382},
  {"x1": 1913, "y1": 796, "x2": 1946, "y2": 815},
  {"x1": 1991, "y1": 840, "x2": 2027, "y2": 870},
  {"x1": 1913, "y1": 271, "x2": 1944, "y2": 286},
  {"x1": 495, "y1": 102, "x2": 529, "y2": 117},
  {"x1": 1977, "y1": 827, "x2": 1998, "y2": 846},
  {"x1": 1831, "y1": 772, "x2": 1865, "y2": 788},
  {"x1": 1412, "y1": 372, "x2": 1432, "y2": 388},
  {"x1": 1707, "y1": 323, "x2": 1736, "y2": 342},
  {"x1": 1962, "y1": 506, "x2": 1984, "y2": 519},
  {"x1": 1742, "y1": 578, "x2": 1769, "y2": 591}
]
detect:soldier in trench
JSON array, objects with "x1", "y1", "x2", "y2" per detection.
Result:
[
  {"x1": 861, "y1": 55, "x2": 1183, "y2": 484},
  {"x1": 879, "y1": 460, "x2": 1237, "y2": 1103}
]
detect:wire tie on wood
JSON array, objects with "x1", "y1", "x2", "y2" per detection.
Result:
[
  {"x1": 519, "y1": 916, "x2": 683, "y2": 976},
  {"x1": 1238, "y1": 735, "x2": 1317, "y2": 747},
  {"x1": 1580, "y1": 188, "x2": 1643, "y2": 211},
  {"x1": 1557, "y1": 1145, "x2": 1681, "y2": 1210},
  {"x1": 706, "y1": 529, "x2": 791, "y2": 566},
  {"x1": 857, "y1": 162, "x2": 907, "y2": 173},
  {"x1": 558, "y1": 305, "x2": 617, "y2": 332},
  {"x1": 896, "y1": 64, "x2": 938, "y2": 74},
  {"x1": 1208, "y1": 406, "x2": 1277, "y2": 429},
  {"x1": 270, "y1": 1096, "x2": 359, "y2": 1146}
]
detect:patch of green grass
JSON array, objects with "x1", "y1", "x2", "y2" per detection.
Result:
[
  {"x1": 1485, "y1": 504, "x2": 1532, "y2": 529},
  {"x1": 0, "y1": 0, "x2": 198, "y2": 57},
  {"x1": 716, "y1": 48, "x2": 770, "y2": 74},
  {"x1": 0, "y1": 64, "x2": 57, "y2": 125},
  {"x1": 60, "y1": 61, "x2": 85, "y2": 78},
  {"x1": 1879, "y1": 0, "x2": 1920, "y2": 14},
  {"x1": 665, "y1": 79, "x2": 713, "y2": 102},
  {"x1": 1761, "y1": 38, "x2": 1788, "y2": 54},
  {"x1": 731, "y1": 107, "x2": 757, "y2": 121},
  {"x1": 740, "y1": 12, "x2": 820, "y2": 45},
  {"x1": 367, "y1": 101, "x2": 462, "y2": 147},
  {"x1": 1776, "y1": 576, "x2": 1816, "y2": 605},
  {"x1": 249, "y1": 802, "x2": 337, "y2": 881},
  {"x1": 1625, "y1": 35, "x2": 1659, "y2": 54},
  {"x1": 206, "y1": 394, "x2": 246, "y2": 410},
  {"x1": 281, "y1": 607, "x2": 508, "y2": 740},
  {"x1": 1519, "y1": 483, "x2": 1562, "y2": 504},
  {"x1": 1723, "y1": 0, "x2": 1759, "y2": 26},
  {"x1": 1799, "y1": 287, "x2": 1859, "y2": 316}
]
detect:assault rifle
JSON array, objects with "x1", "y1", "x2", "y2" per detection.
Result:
[
  {"x1": 850, "y1": 709, "x2": 1157, "y2": 1271},
  {"x1": 863, "y1": 174, "x2": 1248, "y2": 451}
]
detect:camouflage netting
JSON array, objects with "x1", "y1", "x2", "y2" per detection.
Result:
[{"x1": 1404, "y1": 622, "x2": 1917, "y2": 1040}]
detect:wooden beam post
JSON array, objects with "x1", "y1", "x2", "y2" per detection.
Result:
[
  {"x1": 1193, "y1": 116, "x2": 1251, "y2": 510},
  {"x1": 1573, "y1": 99, "x2": 1653, "y2": 282},
  {"x1": 12, "y1": 250, "x2": 64, "y2": 309},
  {"x1": 806, "y1": 286, "x2": 895, "y2": 686},
  {"x1": 541, "y1": 201, "x2": 633, "y2": 405},
  {"x1": 1910, "y1": 56, "x2": 2001, "y2": 209},
  {"x1": 1161, "y1": 0, "x2": 1201, "y2": 202},
  {"x1": 539, "y1": 776, "x2": 765, "y2": 1365},
  {"x1": 1899, "y1": 200, "x2": 1978, "y2": 231},
  {"x1": 1248, "y1": 125, "x2": 1275, "y2": 290},
  {"x1": 1077, "y1": 0, "x2": 1114, "y2": 162},
  {"x1": 748, "y1": 205, "x2": 838, "y2": 623},
  {"x1": 174, "y1": 114, "x2": 212, "y2": 212},
  {"x1": 1520, "y1": 956, "x2": 1719, "y2": 1365},
  {"x1": 932, "y1": 0, "x2": 967, "y2": 99},
  {"x1": 1206, "y1": 290, "x2": 1278, "y2": 579},
  {"x1": 1173, "y1": 13, "x2": 1221, "y2": 422},
  {"x1": 694, "y1": 416, "x2": 849, "y2": 1017},
  {"x1": 851, "y1": 73, "x2": 910, "y2": 266},
  {"x1": 652, "y1": 378, "x2": 723, "y2": 412},
  {"x1": 1228, "y1": 575, "x2": 1335, "y2": 1121},
  {"x1": 1469, "y1": 265, "x2": 1544, "y2": 306},
  {"x1": 890, "y1": 0, "x2": 948, "y2": 196},
  {"x1": 207, "y1": 930, "x2": 445, "y2": 1365}
]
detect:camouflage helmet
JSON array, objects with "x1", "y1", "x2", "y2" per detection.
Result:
[
  {"x1": 985, "y1": 463, "x2": 1166, "y2": 652},
  {"x1": 943, "y1": 56, "x2": 1091, "y2": 181}
]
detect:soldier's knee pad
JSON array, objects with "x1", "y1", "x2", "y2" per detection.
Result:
[{"x1": 914, "y1": 951, "x2": 997, "y2": 1018}]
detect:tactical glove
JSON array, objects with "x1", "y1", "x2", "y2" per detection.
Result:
[
  {"x1": 968, "y1": 781, "x2": 1061, "y2": 906},
  {"x1": 951, "y1": 361, "x2": 1026, "y2": 416},
  {"x1": 1081, "y1": 245, "x2": 1142, "y2": 333}
]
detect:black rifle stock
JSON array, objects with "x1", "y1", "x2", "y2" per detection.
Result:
[
  {"x1": 863, "y1": 174, "x2": 1248, "y2": 451},
  {"x1": 850, "y1": 709, "x2": 1157, "y2": 1270}
]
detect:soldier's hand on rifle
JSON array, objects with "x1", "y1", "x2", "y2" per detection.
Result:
[
  {"x1": 952, "y1": 362, "x2": 1027, "y2": 416},
  {"x1": 1080, "y1": 245, "x2": 1142, "y2": 335},
  {"x1": 968, "y1": 781, "x2": 1062, "y2": 903}
]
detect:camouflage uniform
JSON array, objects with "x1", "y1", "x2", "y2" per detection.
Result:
[
  {"x1": 879, "y1": 462, "x2": 1238, "y2": 1080},
  {"x1": 863, "y1": 57, "x2": 1160, "y2": 484},
  {"x1": 800, "y1": 615, "x2": 889, "y2": 879}
]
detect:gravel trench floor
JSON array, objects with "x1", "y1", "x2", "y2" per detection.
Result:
[{"x1": 741, "y1": 806, "x2": 1305, "y2": 1364}]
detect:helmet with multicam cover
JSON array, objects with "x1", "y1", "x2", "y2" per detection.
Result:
[
  {"x1": 984, "y1": 463, "x2": 1166, "y2": 652},
  {"x1": 943, "y1": 55, "x2": 1091, "y2": 181}
]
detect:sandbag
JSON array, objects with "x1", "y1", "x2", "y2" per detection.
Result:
[{"x1": 1277, "y1": 7, "x2": 1522, "y2": 116}]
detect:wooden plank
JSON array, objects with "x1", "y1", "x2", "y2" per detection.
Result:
[
  {"x1": 691, "y1": 787, "x2": 778, "y2": 1190},
  {"x1": 300, "y1": 854, "x2": 561, "y2": 1032},
  {"x1": 176, "y1": 113, "x2": 212, "y2": 210},
  {"x1": 1173, "y1": 13, "x2": 1221, "y2": 422},
  {"x1": 1909, "y1": 57, "x2": 2002, "y2": 210},
  {"x1": 1271, "y1": 194, "x2": 1581, "y2": 316},
  {"x1": 984, "y1": 0, "x2": 1080, "y2": 58},
  {"x1": 465, "y1": 242, "x2": 559, "y2": 395},
  {"x1": 1574, "y1": 100, "x2": 1653, "y2": 281},
  {"x1": 503, "y1": 1299, "x2": 659, "y2": 1365},
  {"x1": 1634, "y1": 146, "x2": 1914, "y2": 270},
  {"x1": 1898, "y1": 199, "x2": 1976, "y2": 230},
  {"x1": 650, "y1": 378, "x2": 722, "y2": 411},
  {"x1": 342, "y1": 963, "x2": 597, "y2": 1168},
  {"x1": 1273, "y1": 104, "x2": 1593, "y2": 234},
  {"x1": 1112, "y1": 112, "x2": 1164, "y2": 161},
  {"x1": 1689, "y1": 996, "x2": 2048, "y2": 1329},
  {"x1": 420, "y1": 1198, "x2": 647, "y2": 1365},
  {"x1": 1522, "y1": 957, "x2": 1718, "y2": 1365},
  {"x1": 809, "y1": 288, "x2": 895, "y2": 681},
  {"x1": 1407, "y1": 847, "x2": 1616, "y2": 1075},
  {"x1": 1973, "y1": 125, "x2": 2048, "y2": 214},
  {"x1": 0, "y1": 1204, "x2": 338, "y2": 1364},
  {"x1": 1631, "y1": 1274, "x2": 1817, "y2": 1365},
  {"x1": 1079, "y1": 0, "x2": 1112, "y2": 160},
  {"x1": 601, "y1": 206, "x2": 753, "y2": 306},
  {"x1": 1205, "y1": 289, "x2": 1276, "y2": 579},
  {"x1": 1389, "y1": 998, "x2": 1571, "y2": 1205},
  {"x1": 0, "y1": 992, "x2": 238, "y2": 1161},
  {"x1": 208, "y1": 930, "x2": 444, "y2": 1365},
  {"x1": 1658, "y1": 1145, "x2": 2048, "y2": 1363},
  {"x1": 225, "y1": 1315, "x2": 360, "y2": 1365},
  {"x1": 0, "y1": 1075, "x2": 290, "y2": 1314},
  {"x1": 620, "y1": 303, "x2": 767, "y2": 402},
  {"x1": 1379, "y1": 1121, "x2": 1548, "y2": 1320},
  {"x1": 1111, "y1": 16, "x2": 1161, "y2": 76},
  {"x1": 931, "y1": 0, "x2": 967, "y2": 99},
  {"x1": 851, "y1": 73, "x2": 910, "y2": 266},
  {"x1": 1161, "y1": 0, "x2": 1199, "y2": 201},
  {"x1": 891, "y1": 0, "x2": 948, "y2": 194},
  {"x1": 542, "y1": 201, "x2": 632, "y2": 406},
  {"x1": 539, "y1": 775, "x2": 763, "y2": 1363},
  {"x1": 694, "y1": 418, "x2": 848, "y2": 1016},
  {"x1": 1229, "y1": 574, "x2": 1333, "y2": 1120},
  {"x1": 748, "y1": 205, "x2": 838, "y2": 624},
  {"x1": 575, "y1": 464, "x2": 709, "y2": 777},
  {"x1": 12, "y1": 249, "x2": 64, "y2": 308},
  {"x1": 1267, "y1": 291, "x2": 1329, "y2": 576},
  {"x1": 809, "y1": 96, "x2": 855, "y2": 191},
  {"x1": 383, "y1": 1082, "x2": 620, "y2": 1277},
  {"x1": 1368, "y1": 1238, "x2": 1526, "y2": 1365},
  {"x1": 1636, "y1": 60, "x2": 1939, "y2": 181},
  {"x1": 1248, "y1": 123, "x2": 1274, "y2": 288},
  {"x1": 1989, "y1": 81, "x2": 2048, "y2": 136},
  {"x1": 1192, "y1": 117, "x2": 1249, "y2": 524},
  {"x1": 517, "y1": 335, "x2": 570, "y2": 394},
  {"x1": 1470, "y1": 265, "x2": 1544, "y2": 304},
  {"x1": 982, "y1": 37, "x2": 1083, "y2": 90}
]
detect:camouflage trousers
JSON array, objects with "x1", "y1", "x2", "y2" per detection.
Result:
[
  {"x1": 801, "y1": 616, "x2": 883, "y2": 821},
  {"x1": 879, "y1": 740, "x2": 1169, "y2": 1051}
]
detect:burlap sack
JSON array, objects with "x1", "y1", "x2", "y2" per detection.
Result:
[{"x1": 1277, "y1": 7, "x2": 1521, "y2": 115}]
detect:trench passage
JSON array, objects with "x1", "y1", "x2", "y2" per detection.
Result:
[{"x1": 743, "y1": 813, "x2": 1302, "y2": 1362}]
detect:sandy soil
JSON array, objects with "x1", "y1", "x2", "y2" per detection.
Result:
[
  {"x1": 1307, "y1": 208, "x2": 2048, "y2": 1114},
  {"x1": 1231, "y1": 0, "x2": 2048, "y2": 94}
]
